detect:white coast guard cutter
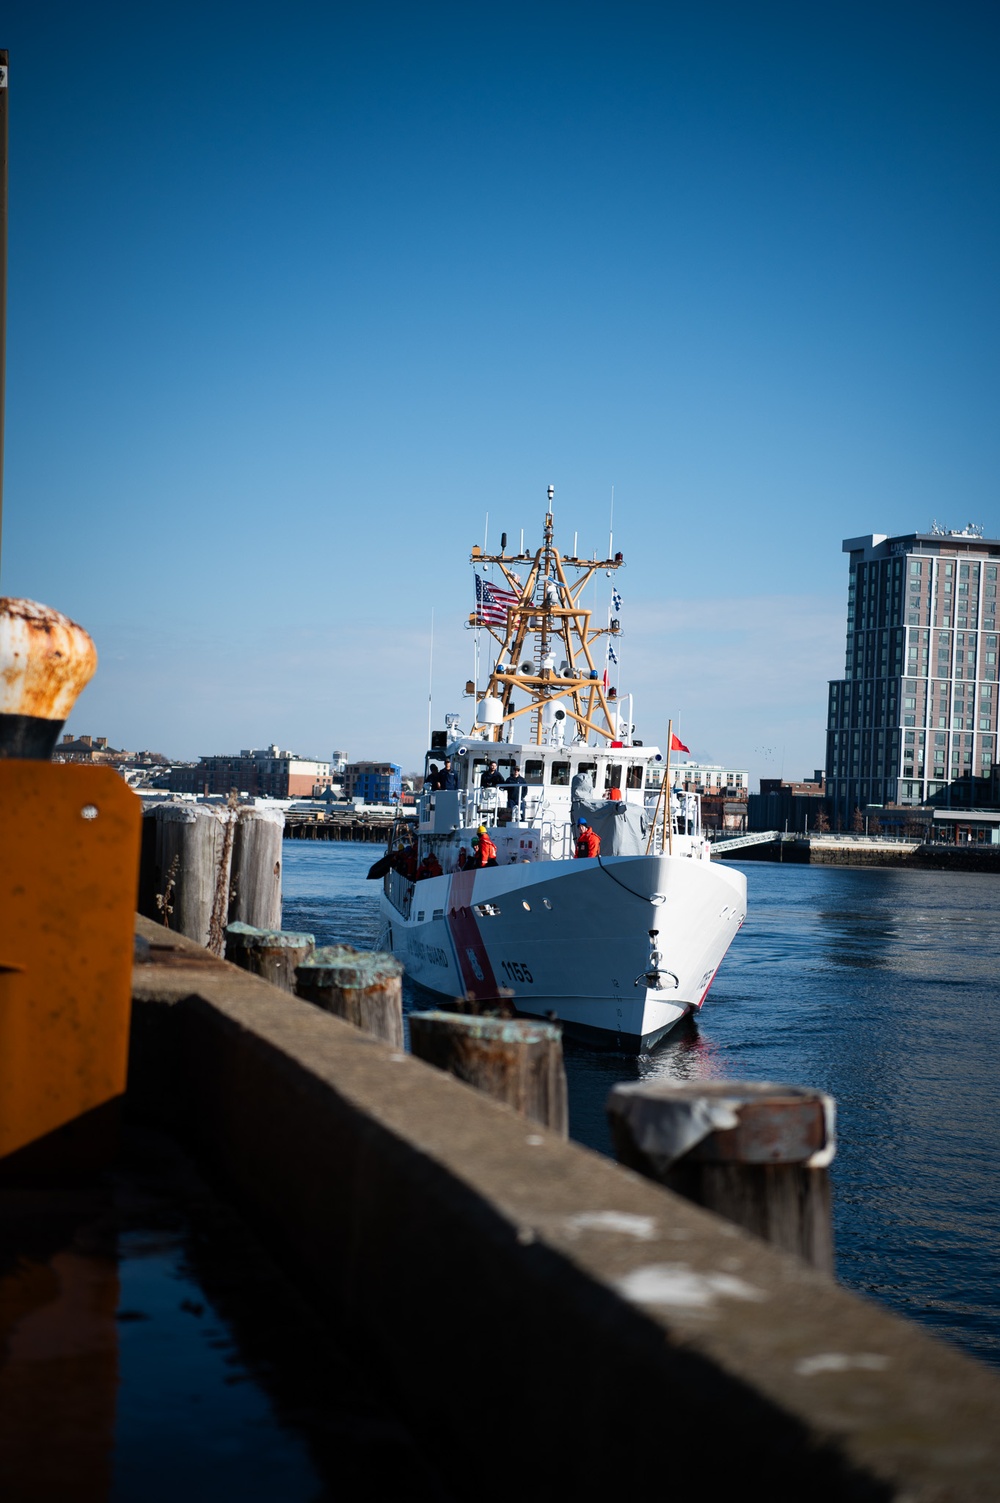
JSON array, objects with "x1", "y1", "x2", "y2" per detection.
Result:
[{"x1": 377, "y1": 492, "x2": 746, "y2": 1051}]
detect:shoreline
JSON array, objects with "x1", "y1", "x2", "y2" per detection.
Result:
[{"x1": 717, "y1": 837, "x2": 1000, "y2": 871}]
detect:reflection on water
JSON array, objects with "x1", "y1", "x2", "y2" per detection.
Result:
[{"x1": 283, "y1": 844, "x2": 1000, "y2": 1369}]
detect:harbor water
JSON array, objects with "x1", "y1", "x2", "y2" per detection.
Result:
[{"x1": 283, "y1": 842, "x2": 1000, "y2": 1370}]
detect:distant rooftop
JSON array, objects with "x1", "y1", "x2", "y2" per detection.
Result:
[{"x1": 844, "y1": 527, "x2": 1000, "y2": 563}]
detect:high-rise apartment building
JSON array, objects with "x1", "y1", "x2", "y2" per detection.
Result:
[{"x1": 825, "y1": 528, "x2": 1000, "y2": 823}]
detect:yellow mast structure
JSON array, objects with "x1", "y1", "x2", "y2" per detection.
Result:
[{"x1": 468, "y1": 493, "x2": 624, "y2": 746}]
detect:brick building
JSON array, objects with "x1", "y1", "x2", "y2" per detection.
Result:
[{"x1": 169, "y1": 746, "x2": 334, "y2": 798}]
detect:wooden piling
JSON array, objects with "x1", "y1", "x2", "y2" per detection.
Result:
[
  {"x1": 230, "y1": 806, "x2": 284, "y2": 930},
  {"x1": 606, "y1": 1079, "x2": 835, "y2": 1273},
  {"x1": 409, "y1": 1012, "x2": 568, "y2": 1137},
  {"x1": 295, "y1": 946, "x2": 404, "y2": 1047},
  {"x1": 224, "y1": 923, "x2": 315, "y2": 993},
  {"x1": 147, "y1": 803, "x2": 235, "y2": 950}
]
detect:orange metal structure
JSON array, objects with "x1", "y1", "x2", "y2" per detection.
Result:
[{"x1": 0, "y1": 761, "x2": 141, "y2": 1160}]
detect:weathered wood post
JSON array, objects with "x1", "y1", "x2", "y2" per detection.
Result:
[
  {"x1": 295, "y1": 946, "x2": 404, "y2": 1047},
  {"x1": 606, "y1": 1079, "x2": 835, "y2": 1273},
  {"x1": 409, "y1": 1012, "x2": 568, "y2": 1137},
  {"x1": 224, "y1": 923, "x2": 315, "y2": 993},
  {"x1": 229, "y1": 806, "x2": 285, "y2": 930},
  {"x1": 147, "y1": 803, "x2": 236, "y2": 951}
]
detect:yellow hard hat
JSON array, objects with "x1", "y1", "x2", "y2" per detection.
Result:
[{"x1": 477, "y1": 825, "x2": 487, "y2": 835}]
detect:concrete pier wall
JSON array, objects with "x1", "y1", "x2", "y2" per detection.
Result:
[
  {"x1": 130, "y1": 916, "x2": 1000, "y2": 1501},
  {"x1": 721, "y1": 837, "x2": 1000, "y2": 871}
]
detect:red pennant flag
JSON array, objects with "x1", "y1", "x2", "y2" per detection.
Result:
[{"x1": 670, "y1": 733, "x2": 690, "y2": 753}]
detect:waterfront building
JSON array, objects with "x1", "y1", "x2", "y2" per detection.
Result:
[
  {"x1": 344, "y1": 761, "x2": 402, "y2": 803},
  {"x1": 54, "y1": 734, "x2": 168, "y2": 772},
  {"x1": 170, "y1": 746, "x2": 334, "y2": 798},
  {"x1": 748, "y1": 772, "x2": 827, "y2": 833},
  {"x1": 668, "y1": 761, "x2": 749, "y2": 795},
  {"x1": 825, "y1": 528, "x2": 1000, "y2": 824}
]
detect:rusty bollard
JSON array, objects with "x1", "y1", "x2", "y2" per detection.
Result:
[
  {"x1": 225, "y1": 923, "x2": 315, "y2": 993},
  {"x1": 409, "y1": 1011, "x2": 568, "y2": 1137},
  {"x1": 607, "y1": 1080, "x2": 836, "y2": 1273},
  {"x1": 295, "y1": 946, "x2": 403, "y2": 1047},
  {"x1": 0, "y1": 598, "x2": 98, "y2": 758}
]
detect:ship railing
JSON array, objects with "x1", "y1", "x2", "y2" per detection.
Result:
[
  {"x1": 646, "y1": 817, "x2": 699, "y2": 856},
  {"x1": 538, "y1": 819, "x2": 573, "y2": 861},
  {"x1": 469, "y1": 786, "x2": 503, "y2": 822},
  {"x1": 383, "y1": 868, "x2": 414, "y2": 918}
]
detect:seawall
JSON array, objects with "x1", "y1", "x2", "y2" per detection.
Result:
[
  {"x1": 721, "y1": 838, "x2": 1000, "y2": 871},
  {"x1": 128, "y1": 914, "x2": 1000, "y2": 1501}
]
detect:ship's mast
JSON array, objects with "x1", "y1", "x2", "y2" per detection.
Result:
[{"x1": 469, "y1": 487, "x2": 624, "y2": 745}]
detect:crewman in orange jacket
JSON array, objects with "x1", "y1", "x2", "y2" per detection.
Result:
[
  {"x1": 575, "y1": 819, "x2": 601, "y2": 859},
  {"x1": 472, "y1": 825, "x2": 498, "y2": 867},
  {"x1": 415, "y1": 852, "x2": 443, "y2": 881}
]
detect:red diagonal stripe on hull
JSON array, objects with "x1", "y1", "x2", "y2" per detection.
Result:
[{"x1": 446, "y1": 871, "x2": 501, "y2": 1001}]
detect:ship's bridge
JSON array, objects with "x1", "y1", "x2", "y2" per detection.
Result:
[
  {"x1": 417, "y1": 738, "x2": 676, "y2": 853},
  {"x1": 425, "y1": 738, "x2": 665, "y2": 798}
]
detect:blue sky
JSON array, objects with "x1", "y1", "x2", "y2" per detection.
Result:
[{"x1": 2, "y1": 2, "x2": 998, "y2": 781}]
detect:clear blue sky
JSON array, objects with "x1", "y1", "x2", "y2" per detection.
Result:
[{"x1": 2, "y1": 2, "x2": 998, "y2": 782}]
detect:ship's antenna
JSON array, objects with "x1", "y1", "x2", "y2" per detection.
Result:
[
  {"x1": 427, "y1": 608, "x2": 434, "y2": 748},
  {"x1": 608, "y1": 485, "x2": 614, "y2": 558},
  {"x1": 483, "y1": 511, "x2": 489, "y2": 560},
  {"x1": 519, "y1": 528, "x2": 524, "y2": 553}
]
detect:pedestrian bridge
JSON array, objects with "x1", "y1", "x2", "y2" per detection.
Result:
[{"x1": 709, "y1": 829, "x2": 782, "y2": 855}]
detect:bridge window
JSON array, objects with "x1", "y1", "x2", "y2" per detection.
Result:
[
  {"x1": 626, "y1": 765, "x2": 644, "y2": 790},
  {"x1": 524, "y1": 760, "x2": 544, "y2": 785},
  {"x1": 550, "y1": 761, "x2": 571, "y2": 786}
]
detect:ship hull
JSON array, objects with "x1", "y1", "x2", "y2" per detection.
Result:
[{"x1": 381, "y1": 853, "x2": 746, "y2": 1052}]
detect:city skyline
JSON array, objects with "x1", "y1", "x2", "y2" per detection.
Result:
[{"x1": 1, "y1": 3, "x2": 998, "y2": 780}]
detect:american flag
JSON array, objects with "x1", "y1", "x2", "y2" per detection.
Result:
[{"x1": 475, "y1": 573, "x2": 519, "y2": 627}]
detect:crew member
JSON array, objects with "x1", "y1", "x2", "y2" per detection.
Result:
[
  {"x1": 415, "y1": 851, "x2": 443, "y2": 881},
  {"x1": 503, "y1": 766, "x2": 528, "y2": 814},
  {"x1": 472, "y1": 825, "x2": 498, "y2": 867},
  {"x1": 431, "y1": 757, "x2": 458, "y2": 791},
  {"x1": 480, "y1": 759, "x2": 505, "y2": 788},
  {"x1": 393, "y1": 841, "x2": 418, "y2": 880},
  {"x1": 575, "y1": 818, "x2": 601, "y2": 859}
]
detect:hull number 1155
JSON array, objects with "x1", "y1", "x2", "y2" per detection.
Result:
[{"x1": 501, "y1": 960, "x2": 534, "y2": 984}]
